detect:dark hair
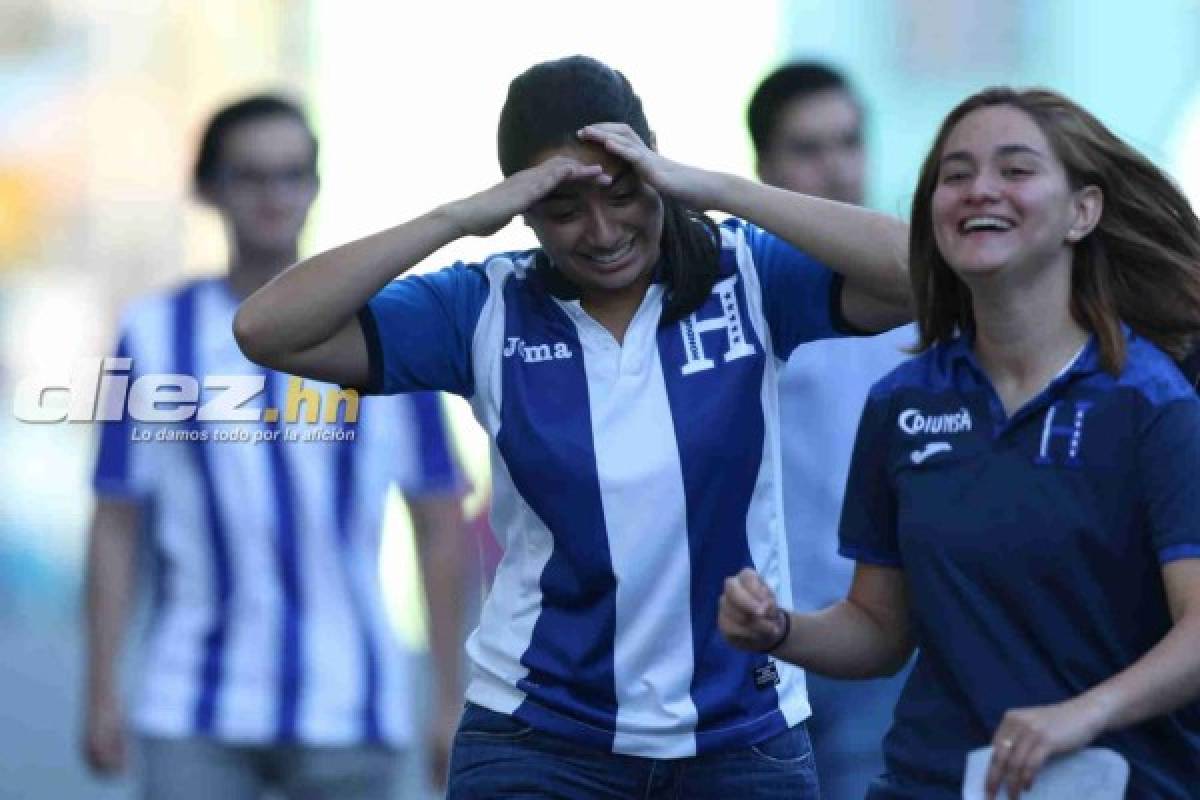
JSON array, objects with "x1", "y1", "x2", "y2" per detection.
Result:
[
  {"x1": 746, "y1": 62, "x2": 860, "y2": 157},
  {"x1": 192, "y1": 93, "x2": 317, "y2": 195},
  {"x1": 497, "y1": 55, "x2": 719, "y2": 323},
  {"x1": 910, "y1": 87, "x2": 1200, "y2": 372}
]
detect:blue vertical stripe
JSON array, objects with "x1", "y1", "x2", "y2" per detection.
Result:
[
  {"x1": 409, "y1": 392, "x2": 458, "y2": 491},
  {"x1": 262, "y1": 370, "x2": 303, "y2": 741},
  {"x1": 92, "y1": 334, "x2": 135, "y2": 491},
  {"x1": 333, "y1": 419, "x2": 382, "y2": 743},
  {"x1": 657, "y1": 253, "x2": 786, "y2": 753},
  {"x1": 494, "y1": 274, "x2": 618, "y2": 750},
  {"x1": 177, "y1": 283, "x2": 235, "y2": 735}
]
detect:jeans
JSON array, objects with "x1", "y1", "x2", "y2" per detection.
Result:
[
  {"x1": 447, "y1": 702, "x2": 820, "y2": 799},
  {"x1": 139, "y1": 736, "x2": 401, "y2": 800}
]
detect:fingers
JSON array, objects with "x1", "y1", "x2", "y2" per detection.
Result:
[
  {"x1": 739, "y1": 567, "x2": 776, "y2": 609},
  {"x1": 455, "y1": 157, "x2": 611, "y2": 237},
  {"x1": 427, "y1": 737, "x2": 450, "y2": 789},
  {"x1": 577, "y1": 124, "x2": 650, "y2": 165},
  {"x1": 985, "y1": 714, "x2": 1055, "y2": 799},
  {"x1": 527, "y1": 157, "x2": 612, "y2": 206},
  {"x1": 985, "y1": 727, "x2": 1034, "y2": 800},
  {"x1": 84, "y1": 726, "x2": 126, "y2": 775},
  {"x1": 536, "y1": 156, "x2": 609, "y2": 189},
  {"x1": 718, "y1": 569, "x2": 784, "y2": 651},
  {"x1": 94, "y1": 697, "x2": 126, "y2": 775},
  {"x1": 1017, "y1": 744, "x2": 1050, "y2": 795},
  {"x1": 724, "y1": 570, "x2": 768, "y2": 615},
  {"x1": 1008, "y1": 733, "x2": 1047, "y2": 796},
  {"x1": 718, "y1": 595, "x2": 763, "y2": 651},
  {"x1": 983, "y1": 733, "x2": 1013, "y2": 800},
  {"x1": 577, "y1": 122, "x2": 644, "y2": 147}
]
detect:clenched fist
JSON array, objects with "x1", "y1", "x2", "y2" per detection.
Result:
[{"x1": 718, "y1": 568, "x2": 791, "y2": 653}]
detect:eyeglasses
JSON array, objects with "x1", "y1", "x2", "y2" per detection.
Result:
[{"x1": 217, "y1": 164, "x2": 317, "y2": 192}]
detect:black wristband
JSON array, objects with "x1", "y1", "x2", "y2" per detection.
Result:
[{"x1": 760, "y1": 608, "x2": 791, "y2": 654}]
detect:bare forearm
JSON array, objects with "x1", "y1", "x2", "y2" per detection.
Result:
[
  {"x1": 412, "y1": 499, "x2": 466, "y2": 708},
  {"x1": 84, "y1": 507, "x2": 140, "y2": 696},
  {"x1": 234, "y1": 207, "x2": 464, "y2": 368},
  {"x1": 1078, "y1": 614, "x2": 1200, "y2": 735},
  {"x1": 775, "y1": 599, "x2": 913, "y2": 679},
  {"x1": 707, "y1": 173, "x2": 910, "y2": 310}
]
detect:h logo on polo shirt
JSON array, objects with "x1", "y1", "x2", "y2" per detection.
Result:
[
  {"x1": 1035, "y1": 401, "x2": 1093, "y2": 466},
  {"x1": 678, "y1": 275, "x2": 756, "y2": 376}
]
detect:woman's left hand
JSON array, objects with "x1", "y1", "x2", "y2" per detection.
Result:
[
  {"x1": 577, "y1": 123, "x2": 724, "y2": 210},
  {"x1": 984, "y1": 696, "x2": 1109, "y2": 799}
]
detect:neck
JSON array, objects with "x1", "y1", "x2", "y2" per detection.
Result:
[
  {"x1": 226, "y1": 240, "x2": 299, "y2": 300},
  {"x1": 967, "y1": 253, "x2": 1088, "y2": 411},
  {"x1": 580, "y1": 271, "x2": 654, "y2": 344}
]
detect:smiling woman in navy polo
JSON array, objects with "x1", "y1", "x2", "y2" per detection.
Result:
[{"x1": 721, "y1": 87, "x2": 1200, "y2": 800}]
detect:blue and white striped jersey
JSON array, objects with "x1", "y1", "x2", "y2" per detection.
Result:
[
  {"x1": 93, "y1": 277, "x2": 460, "y2": 747},
  {"x1": 361, "y1": 218, "x2": 851, "y2": 758}
]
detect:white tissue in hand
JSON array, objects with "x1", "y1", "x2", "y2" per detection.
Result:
[{"x1": 961, "y1": 746, "x2": 1128, "y2": 799}]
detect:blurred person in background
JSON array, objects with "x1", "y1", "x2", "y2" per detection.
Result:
[
  {"x1": 746, "y1": 62, "x2": 912, "y2": 800},
  {"x1": 81, "y1": 94, "x2": 466, "y2": 799}
]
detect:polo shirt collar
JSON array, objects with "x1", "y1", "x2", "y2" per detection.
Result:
[{"x1": 941, "y1": 324, "x2": 1128, "y2": 383}]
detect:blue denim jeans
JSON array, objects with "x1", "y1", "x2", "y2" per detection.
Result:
[{"x1": 447, "y1": 703, "x2": 820, "y2": 799}]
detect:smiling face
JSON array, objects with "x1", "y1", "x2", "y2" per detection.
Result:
[
  {"x1": 931, "y1": 105, "x2": 1088, "y2": 283},
  {"x1": 524, "y1": 141, "x2": 664, "y2": 308}
]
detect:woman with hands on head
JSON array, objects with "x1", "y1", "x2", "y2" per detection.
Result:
[
  {"x1": 721, "y1": 87, "x2": 1200, "y2": 800},
  {"x1": 235, "y1": 55, "x2": 909, "y2": 799}
]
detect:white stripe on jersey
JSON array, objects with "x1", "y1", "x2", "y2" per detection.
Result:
[
  {"x1": 735, "y1": 227, "x2": 810, "y2": 728},
  {"x1": 570, "y1": 288, "x2": 701, "y2": 756}
]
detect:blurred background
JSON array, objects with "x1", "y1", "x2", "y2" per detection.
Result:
[{"x1": 1, "y1": 0, "x2": 1198, "y2": 796}]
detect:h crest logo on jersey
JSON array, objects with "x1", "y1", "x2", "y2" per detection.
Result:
[
  {"x1": 1034, "y1": 401, "x2": 1093, "y2": 466},
  {"x1": 678, "y1": 275, "x2": 756, "y2": 376}
]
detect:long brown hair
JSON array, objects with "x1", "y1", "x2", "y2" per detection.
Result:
[{"x1": 910, "y1": 87, "x2": 1200, "y2": 373}]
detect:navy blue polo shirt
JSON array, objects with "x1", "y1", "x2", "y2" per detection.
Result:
[{"x1": 840, "y1": 328, "x2": 1200, "y2": 799}]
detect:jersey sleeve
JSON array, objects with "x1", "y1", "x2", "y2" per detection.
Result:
[
  {"x1": 738, "y1": 220, "x2": 853, "y2": 360},
  {"x1": 358, "y1": 262, "x2": 489, "y2": 397},
  {"x1": 837, "y1": 390, "x2": 902, "y2": 567},
  {"x1": 92, "y1": 329, "x2": 152, "y2": 501},
  {"x1": 1139, "y1": 396, "x2": 1200, "y2": 563}
]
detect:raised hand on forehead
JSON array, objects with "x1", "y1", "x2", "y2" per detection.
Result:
[
  {"x1": 577, "y1": 123, "x2": 723, "y2": 211},
  {"x1": 442, "y1": 156, "x2": 612, "y2": 238}
]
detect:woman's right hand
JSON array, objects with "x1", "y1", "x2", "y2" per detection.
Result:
[
  {"x1": 82, "y1": 689, "x2": 126, "y2": 776},
  {"x1": 440, "y1": 156, "x2": 609, "y2": 237},
  {"x1": 719, "y1": 567, "x2": 790, "y2": 652}
]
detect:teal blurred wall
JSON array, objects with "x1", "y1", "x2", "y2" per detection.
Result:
[{"x1": 769, "y1": 0, "x2": 1200, "y2": 215}]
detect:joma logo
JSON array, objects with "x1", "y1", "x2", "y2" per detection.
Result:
[{"x1": 503, "y1": 337, "x2": 574, "y2": 364}]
